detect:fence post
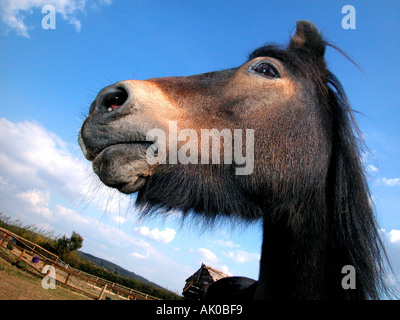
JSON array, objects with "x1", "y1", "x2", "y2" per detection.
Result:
[
  {"x1": 16, "y1": 249, "x2": 26, "y2": 266},
  {"x1": 65, "y1": 273, "x2": 71, "y2": 284},
  {"x1": 98, "y1": 284, "x2": 107, "y2": 300}
]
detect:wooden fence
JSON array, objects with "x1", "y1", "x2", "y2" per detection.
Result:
[{"x1": 0, "y1": 227, "x2": 160, "y2": 300}]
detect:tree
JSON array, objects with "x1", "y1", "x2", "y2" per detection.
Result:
[{"x1": 54, "y1": 231, "x2": 84, "y2": 257}]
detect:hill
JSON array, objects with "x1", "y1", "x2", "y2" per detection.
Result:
[{"x1": 77, "y1": 251, "x2": 165, "y2": 290}]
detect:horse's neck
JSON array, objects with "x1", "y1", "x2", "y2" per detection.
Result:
[{"x1": 254, "y1": 216, "x2": 344, "y2": 300}]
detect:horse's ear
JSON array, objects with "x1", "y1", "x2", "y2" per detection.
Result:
[{"x1": 288, "y1": 20, "x2": 326, "y2": 61}]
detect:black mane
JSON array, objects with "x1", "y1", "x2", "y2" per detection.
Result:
[
  {"x1": 323, "y1": 72, "x2": 390, "y2": 299},
  {"x1": 248, "y1": 42, "x2": 391, "y2": 299}
]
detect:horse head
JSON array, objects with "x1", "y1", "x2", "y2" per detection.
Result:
[{"x1": 79, "y1": 21, "x2": 389, "y2": 299}]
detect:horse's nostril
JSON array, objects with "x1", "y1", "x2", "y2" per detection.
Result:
[
  {"x1": 96, "y1": 86, "x2": 129, "y2": 114},
  {"x1": 104, "y1": 87, "x2": 128, "y2": 112}
]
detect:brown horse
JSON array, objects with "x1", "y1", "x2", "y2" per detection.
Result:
[{"x1": 79, "y1": 21, "x2": 390, "y2": 299}]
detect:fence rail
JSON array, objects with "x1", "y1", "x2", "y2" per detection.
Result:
[{"x1": 0, "y1": 227, "x2": 160, "y2": 300}]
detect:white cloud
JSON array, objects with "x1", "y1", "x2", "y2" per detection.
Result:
[
  {"x1": 112, "y1": 215, "x2": 126, "y2": 224},
  {"x1": 0, "y1": 118, "x2": 87, "y2": 199},
  {"x1": 54, "y1": 204, "x2": 92, "y2": 226},
  {"x1": 198, "y1": 248, "x2": 218, "y2": 264},
  {"x1": 380, "y1": 229, "x2": 400, "y2": 297},
  {"x1": 219, "y1": 265, "x2": 232, "y2": 276},
  {"x1": 17, "y1": 189, "x2": 50, "y2": 208},
  {"x1": 0, "y1": 0, "x2": 111, "y2": 37},
  {"x1": 0, "y1": 118, "x2": 130, "y2": 218},
  {"x1": 130, "y1": 252, "x2": 149, "y2": 260},
  {"x1": 10, "y1": 186, "x2": 93, "y2": 228},
  {"x1": 387, "y1": 230, "x2": 400, "y2": 243},
  {"x1": 0, "y1": 117, "x2": 137, "y2": 234},
  {"x1": 17, "y1": 189, "x2": 53, "y2": 219},
  {"x1": 196, "y1": 249, "x2": 234, "y2": 276},
  {"x1": 223, "y1": 250, "x2": 260, "y2": 263},
  {"x1": 0, "y1": 176, "x2": 8, "y2": 190},
  {"x1": 134, "y1": 226, "x2": 176, "y2": 244},
  {"x1": 209, "y1": 239, "x2": 240, "y2": 248},
  {"x1": 381, "y1": 178, "x2": 400, "y2": 187},
  {"x1": 368, "y1": 164, "x2": 379, "y2": 172}
]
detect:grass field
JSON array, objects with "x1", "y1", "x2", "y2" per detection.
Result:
[{"x1": 0, "y1": 255, "x2": 90, "y2": 300}]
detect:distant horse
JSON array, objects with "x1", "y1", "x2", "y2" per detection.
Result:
[{"x1": 79, "y1": 21, "x2": 390, "y2": 299}]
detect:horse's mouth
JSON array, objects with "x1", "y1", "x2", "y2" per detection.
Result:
[
  {"x1": 88, "y1": 141, "x2": 156, "y2": 194},
  {"x1": 92, "y1": 141, "x2": 153, "y2": 162}
]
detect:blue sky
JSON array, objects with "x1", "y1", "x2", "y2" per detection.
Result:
[{"x1": 0, "y1": 0, "x2": 399, "y2": 295}]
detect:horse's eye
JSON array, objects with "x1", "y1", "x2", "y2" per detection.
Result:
[{"x1": 253, "y1": 63, "x2": 279, "y2": 79}]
